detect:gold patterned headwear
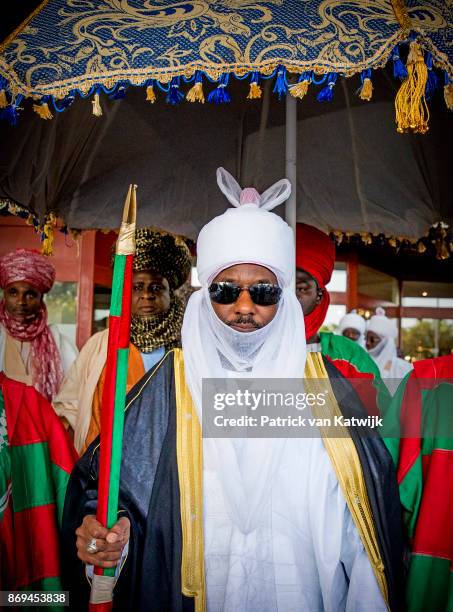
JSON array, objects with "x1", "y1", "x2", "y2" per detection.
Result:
[{"x1": 134, "y1": 228, "x2": 192, "y2": 290}]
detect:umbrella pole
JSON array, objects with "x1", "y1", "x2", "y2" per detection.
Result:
[{"x1": 285, "y1": 92, "x2": 297, "y2": 288}]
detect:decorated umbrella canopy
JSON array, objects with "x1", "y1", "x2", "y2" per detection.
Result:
[{"x1": 0, "y1": 0, "x2": 452, "y2": 253}]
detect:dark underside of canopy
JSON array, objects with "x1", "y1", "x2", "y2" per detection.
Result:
[{"x1": 0, "y1": 67, "x2": 451, "y2": 238}]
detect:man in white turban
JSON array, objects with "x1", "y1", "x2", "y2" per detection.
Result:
[
  {"x1": 62, "y1": 169, "x2": 404, "y2": 611},
  {"x1": 366, "y1": 307, "x2": 413, "y2": 391},
  {"x1": 338, "y1": 310, "x2": 366, "y2": 346}
]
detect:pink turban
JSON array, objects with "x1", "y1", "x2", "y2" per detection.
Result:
[{"x1": 0, "y1": 249, "x2": 56, "y2": 293}]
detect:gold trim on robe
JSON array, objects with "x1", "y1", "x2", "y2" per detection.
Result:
[
  {"x1": 174, "y1": 349, "x2": 206, "y2": 612},
  {"x1": 304, "y1": 352, "x2": 389, "y2": 608},
  {"x1": 116, "y1": 348, "x2": 388, "y2": 611}
]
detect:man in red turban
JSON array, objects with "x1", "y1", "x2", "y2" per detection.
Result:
[
  {"x1": 295, "y1": 223, "x2": 390, "y2": 417},
  {"x1": 0, "y1": 249, "x2": 77, "y2": 401},
  {"x1": 295, "y1": 223, "x2": 336, "y2": 343}
]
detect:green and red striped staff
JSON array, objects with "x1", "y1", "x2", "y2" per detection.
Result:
[{"x1": 89, "y1": 185, "x2": 137, "y2": 611}]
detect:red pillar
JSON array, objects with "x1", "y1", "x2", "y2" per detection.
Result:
[
  {"x1": 76, "y1": 230, "x2": 96, "y2": 350},
  {"x1": 396, "y1": 279, "x2": 404, "y2": 348},
  {"x1": 346, "y1": 254, "x2": 358, "y2": 312}
]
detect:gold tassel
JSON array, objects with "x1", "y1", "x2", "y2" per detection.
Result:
[
  {"x1": 247, "y1": 81, "x2": 262, "y2": 100},
  {"x1": 146, "y1": 85, "x2": 156, "y2": 103},
  {"x1": 444, "y1": 83, "x2": 453, "y2": 110},
  {"x1": 186, "y1": 82, "x2": 205, "y2": 104},
  {"x1": 0, "y1": 90, "x2": 7, "y2": 109},
  {"x1": 359, "y1": 78, "x2": 373, "y2": 102},
  {"x1": 289, "y1": 79, "x2": 310, "y2": 100},
  {"x1": 41, "y1": 214, "x2": 56, "y2": 256},
  {"x1": 333, "y1": 231, "x2": 343, "y2": 245},
  {"x1": 32, "y1": 102, "x2": 53, "y2": 120},
  {"x1": 389, "y1": 237, "x2": 397, "y2": 248},
  {"x1": 395, "y1": 41, "x2": 429, "y2": 134},
  {"x1": 417, "y1": 240, "x2": 426, "y2": 253},
  {"x1": 92, "y1": 92, "x2": 102, "y2": 117},
  {"x1": 26, "y1": 213, "x2": 34, "y2": 226},
  {"x1": 436, "y1": 239, "x2": 450, "y2": 260}
]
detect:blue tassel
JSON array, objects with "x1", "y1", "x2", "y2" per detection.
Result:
[
  {"x1": 51, "y1": 93, "x2": 75, "y2": 114},
  {"x1": 0, "y1": 95, "x2": 23, "y2": 125},
  {"x1": 109, "y1": 84, "x2": 126, "y2": 100},
  {"x1": 392, "y1": 45, "x2": 408, "y2": 80},
  {"x1": 208, "y1": 74, "x2": 231, "y2": 104},
  {"x1": 424, "y1": 53, "x2": 438, "y2": 100},
  {"x1": 62, "y1": 93, "x2": 75, "y2": 108},
  {"x1": 317, "y1": 73, "x2": 337, "y2": 102},
  {"x1": 299, "y1": 71, "x2": 312, "y2": 83},
  {"x1": 166, "y1": 77, "x2": 184, "y2": 105},
  {"x1": 273, "y1": 66, "x2": 287, "y2": 99}
]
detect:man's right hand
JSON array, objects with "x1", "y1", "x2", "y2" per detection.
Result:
[{"x1": 75, "y1": 515, "x2": 130, "y2": 568}]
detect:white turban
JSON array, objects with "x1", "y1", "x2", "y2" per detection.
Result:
[
  {"x1": 338, "y1": 310, "x2": 366, "y2": 346},
  {"x1": 367, "y1": 307, "x2": 397, "y2": 340},
  {"x1": 196, "y1": 168, "x2": 294, "y2": 287},
  {"x1": 366, "y1": 308, "x2": 412, "y2": 385}
]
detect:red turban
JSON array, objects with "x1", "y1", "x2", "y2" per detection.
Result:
[
  {"x1": 0, "y1": 249, "x2": 56, "y2": 293},
  {"x1": 296, "y1": 223, "x2": 335, "y2": 340}
]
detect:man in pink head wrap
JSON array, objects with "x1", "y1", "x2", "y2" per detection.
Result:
[{"x1": 0, "y1": 248, "x2": 77, "y2": 401}]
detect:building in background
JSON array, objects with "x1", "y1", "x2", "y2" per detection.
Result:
[{"x1": 1, "y1": 214, "x2": 452, "y2": 360}]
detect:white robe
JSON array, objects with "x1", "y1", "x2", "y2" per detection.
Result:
[
  {"x1": 203, "y1": 436, "x2": 386, "y2": 612},
  {"x1": 0, "y1": 323, "x2": 77, "y2": 384},
  {"x1": 368, "y1": 336, "x2": 413, "y2": 394}
]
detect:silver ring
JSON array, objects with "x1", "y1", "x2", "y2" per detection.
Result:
[{"x1": 86, "y1": 537, "x2": 98, "y2": 554}]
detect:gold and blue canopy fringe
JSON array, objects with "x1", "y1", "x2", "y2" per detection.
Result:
[{"x1": 0, "y1": 0, "x2": 451, "y2": 133}]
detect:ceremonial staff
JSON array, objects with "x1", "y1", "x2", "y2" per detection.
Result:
[{"x1": 89, "y1": 185, "x2": 137, "y2": 611}]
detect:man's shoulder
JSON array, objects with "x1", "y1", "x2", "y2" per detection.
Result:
[
  {"x1": 0, "y1": 370, "x2": 27, "y2": 394},
  {"x1": 76, "y1": 328, "x2": 109, "y2": 355},
  {"x1": 320, "y1": 332, "x2": 379, "y2": 376},
  {"x1": 126, "y1": 348, "x2": 178, "y2": 400}
]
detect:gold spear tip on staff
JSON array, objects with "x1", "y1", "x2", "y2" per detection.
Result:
[{"x1": 116, "y1": 184, "x2": 137, "y2": 255}]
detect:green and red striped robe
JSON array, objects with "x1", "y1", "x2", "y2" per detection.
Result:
[
  {"x1": 388, "y1": 355, "x2": 453, "y2": 612},
  {"x1": 319, "y1": 332, "x2": 391, "y2": 417},
  {"x1": 0, "y1": 372, "x2": 78, "y2": 592}
]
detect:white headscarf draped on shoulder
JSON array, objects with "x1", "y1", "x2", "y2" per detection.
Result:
[{"x1": 182, "y1": 167, "x2": 306, "y2": 415}]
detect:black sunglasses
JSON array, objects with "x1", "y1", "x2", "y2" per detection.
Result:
[{"x1": 208, "y1": 282, "x2": 282, "y2": 306}]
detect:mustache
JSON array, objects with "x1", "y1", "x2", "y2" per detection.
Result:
[{"x1": 225, "y1": 315, "x2": 263, "y2": 329}]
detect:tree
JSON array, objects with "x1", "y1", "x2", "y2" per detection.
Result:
[{"x1": 402, "y1": 320, "x2": 453, "y2": 360}]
